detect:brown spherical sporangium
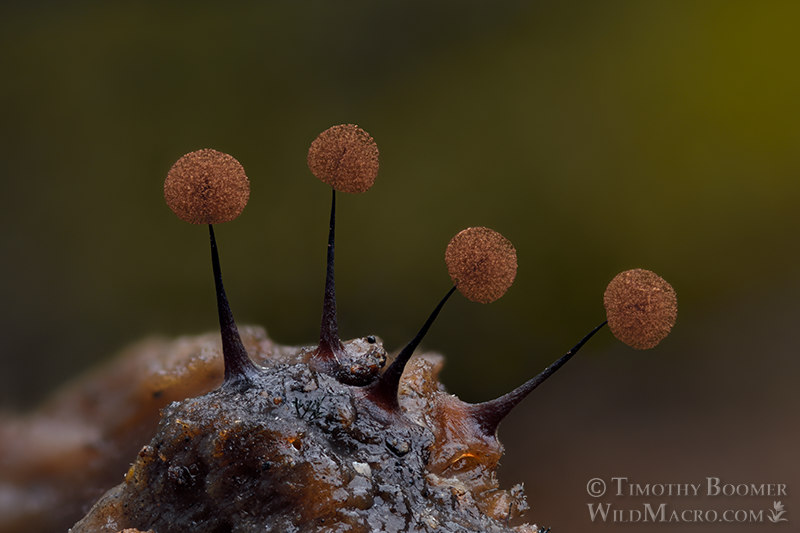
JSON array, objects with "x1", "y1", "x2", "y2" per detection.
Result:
[
  {"x1": 604, "y1": 268, "x2": 677, "y2": 349},
  {"x1": 164, "y1": 148, "x2": 250, "y2": 224},
  {"x1": 307, "y1": 124, "x2": 379, "y2": 194},
  {"x1": 445, "y1": 227, "x2": 518, "y2": 303}
]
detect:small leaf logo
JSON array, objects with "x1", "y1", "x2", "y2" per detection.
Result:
[{"x1": 767, "y1": 500, "x2": 788, "y2": 523}]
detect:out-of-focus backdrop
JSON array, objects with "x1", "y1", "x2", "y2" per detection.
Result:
[{"x1": 1, "y1": 2, "x2": 797, "y2": 531}]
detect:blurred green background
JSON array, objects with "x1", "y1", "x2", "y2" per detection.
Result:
[{"x1": 1, "y1": 1, "x2": 797, "y2": 531}]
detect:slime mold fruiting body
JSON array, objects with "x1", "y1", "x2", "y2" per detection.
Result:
[{"x1": 69, "y1": 124, "x2": 676, "y2": 532}]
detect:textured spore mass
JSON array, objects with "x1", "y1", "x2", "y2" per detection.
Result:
[
  {"x1": 604, "y1": 268, "x2": 677, "y2": 349},
  {"x1": 445, "y1": 227, "x2": 518, "y2": 303},
  {"x1": 164, "y1": 149, "x2": 250, "y2": 224},
  {"x1": 307, "y1": 124, "x2": 379, "y2": 193}
]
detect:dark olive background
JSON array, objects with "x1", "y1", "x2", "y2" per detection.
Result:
[{"x1": 1, "y1": 2, "x2": 797, "y2": 531}]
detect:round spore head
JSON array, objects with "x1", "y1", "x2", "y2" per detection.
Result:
[
  {"x1": 604, "y1": 268, "x2": 677, "y2": 349},
  {"x1": 164, "y1": 149, "x2": 250, "y2": 224},
  {"x1": 445, "y1": 227, "x2": 517, "y2": 303},
  {"x1": 307, "y1": 124, "x2": 379, "y2": 193}
]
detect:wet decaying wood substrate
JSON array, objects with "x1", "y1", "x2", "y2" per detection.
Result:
[{"x1": 70, "y1": 333, "x2": 535, "y2": 533}]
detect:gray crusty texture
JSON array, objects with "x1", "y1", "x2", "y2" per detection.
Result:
[{"x1": 55, "y1": 328, "x2": 539, "y2": 533}]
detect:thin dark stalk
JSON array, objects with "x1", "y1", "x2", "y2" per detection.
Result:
[
  {"x1": 209, "y1": 224, "x2": 257, "y2": 384},
  {"x1": 319, "y1": 189, "x2": 341, "y2": 358},
  {"x1": 370, "y1": 286, "x2": 457, "y2": 408},
  {"x1": 468, "y1": 320, "x2": 608, "y2": 436}
]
